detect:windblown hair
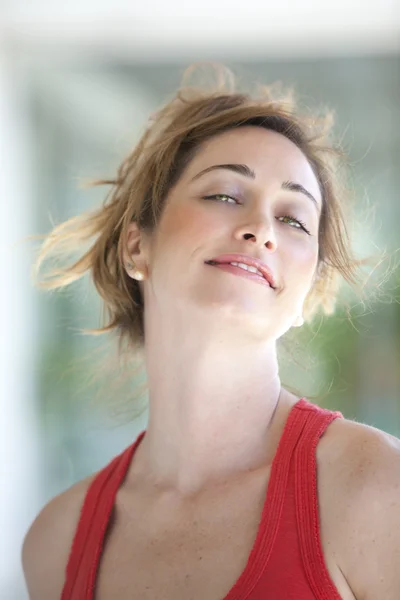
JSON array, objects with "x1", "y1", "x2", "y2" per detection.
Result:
[{"x1": 33, "y1": 64, "x2": 364, "y2": 360}]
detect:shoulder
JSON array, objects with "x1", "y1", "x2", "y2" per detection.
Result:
[
  {"x1": 22, "y1": 473, "x2": 96, "y2": 600},
  {"x1": 318, "y1": 413, "x2": 400, "y2": 493},
  {"x1": 317, "y1": 413, "x2": 400, "y2": 599}
]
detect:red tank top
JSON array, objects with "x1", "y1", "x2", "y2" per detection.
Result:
[{"x1": 61, "y1": 398, "x2": 344, "y2": 599}]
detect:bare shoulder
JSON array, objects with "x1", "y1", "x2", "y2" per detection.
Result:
[
  {"x1": 22, "y1": 473, "x2": 96, "y2": 600},
  {"x1": 317, "y1": 413, "x2": 400, "y2": 490},
  {"x1": 317, "y1": 413, "x2": 400, "y2": 600}
]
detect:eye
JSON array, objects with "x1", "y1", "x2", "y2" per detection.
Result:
[
  {"x1": 203, "y1": 193, "x2": 239, "y2": 205},
  {"x1": 277, "y1": 215, "x2": 311, "y2": 235}
]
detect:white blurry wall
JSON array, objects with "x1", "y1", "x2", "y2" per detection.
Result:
[
  {"x1": 1, "y1": 2, "x2": 399, "y2": 598},
  {"x1": 0, "y1": 56, "x2": 41, "y2": 599},
  {"x1": 2, "y1": 0, "x2": 399, "y2": 57}
]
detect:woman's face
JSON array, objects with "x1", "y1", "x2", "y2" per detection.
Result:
[{"x1": 138, "y1": 126, "x2": 322, "y2": 340}]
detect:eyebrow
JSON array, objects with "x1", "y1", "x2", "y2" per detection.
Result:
[
  {"x1": 281, "y1": 180, "x2": 319, "y2": 209},
  {"x1": 191, "y1": 163, "x2": 319, "y2": 209}
]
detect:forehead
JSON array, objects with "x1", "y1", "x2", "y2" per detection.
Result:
[{"x1": 182, "y1": 126, "x2": 322, "y2": 204}]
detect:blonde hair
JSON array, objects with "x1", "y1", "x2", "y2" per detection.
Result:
[{"x1": 33, "y1": 65, "x2": 365, "y2": 368}]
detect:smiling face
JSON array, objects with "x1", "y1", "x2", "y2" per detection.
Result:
[{"x1": 130, "y1": 126, "x2": 323, "y2": 341}]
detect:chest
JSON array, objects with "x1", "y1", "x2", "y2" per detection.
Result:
[
  {"x1": 95, "y1": 471, "x2": 269, "y2": 600},
  {"x1": 93, "y1": 465, "x2": 355, "y2": 600}
]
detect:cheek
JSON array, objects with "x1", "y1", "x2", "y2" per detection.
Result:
[
  {"x1": 151, "y1": 204, "x2": 218, "y2": 294},
  {"x1": 281, "y1": 229, "x2": 318, "y2": 266},
  {"x1": 150, "y1": 203, "x2": 218, "y2": 286},
  {"x1": 280, "y1": 237, "x2": 319, "y2": 293},
  {"x1": 296, "y1": 244, "x2": 318, "y2": 275},
  {"x1": 160, "y1": 202, "x2": 218, "y2": 244}
]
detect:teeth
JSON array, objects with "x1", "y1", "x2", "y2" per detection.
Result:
[{"x1": 230, "y1": 262, "x2": 264, "y2": 277}]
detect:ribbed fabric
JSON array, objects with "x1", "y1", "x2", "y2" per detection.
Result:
[{"x1": 61, "y1": 399, "x2": 343, "y2": 599}]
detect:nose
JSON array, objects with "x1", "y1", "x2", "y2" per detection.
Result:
[{"x1": 234, "y1": 215, "x2": 277, "y2": 252}]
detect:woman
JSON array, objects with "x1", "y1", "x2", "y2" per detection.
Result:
[{"x1": 22, "y1": 67, "x2": 400, "y2": 599}]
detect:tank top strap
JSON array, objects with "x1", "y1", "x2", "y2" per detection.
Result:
[
  {"x1": 225, "y1": 398, "x2": 318, "y2": 599},
  {"x1": 293, "y1": 400, "x2": 343, "y2": 599},
  {"x1": 61, "y1": 431, "x2": 146, "y2": 600}
]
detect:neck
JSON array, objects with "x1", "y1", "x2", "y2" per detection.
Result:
[{"x1": 134, "y1": 310, "x2": 299, "y2": 495}]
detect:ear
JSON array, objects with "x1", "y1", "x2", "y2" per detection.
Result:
[{"x1": 122, "y1": 222, "x2": 149, "y2": 281}]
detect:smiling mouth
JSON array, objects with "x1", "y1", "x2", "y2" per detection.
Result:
[{"x1": 205, "y1": 260, "x2": 275, "y2": 289}]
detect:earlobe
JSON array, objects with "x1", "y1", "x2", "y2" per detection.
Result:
[
  {"x1": 293, "y1": 315, "x2": 304, "y2": 327},
  {"x1": 126, "y1": 260, "x2": 145, "y2": 281}
]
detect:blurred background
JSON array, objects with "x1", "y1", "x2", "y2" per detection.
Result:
[{"x1": 1, "y1": 1, "x2": 400, "y2": 598}]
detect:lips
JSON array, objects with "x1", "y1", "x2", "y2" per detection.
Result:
[{"x1": 205, "y1": 253, "x2": 276, "y2": 289}]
